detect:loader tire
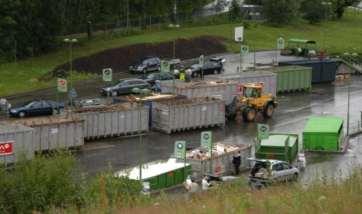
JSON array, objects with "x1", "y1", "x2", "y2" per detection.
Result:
[{"x1": 243, "y1": 108, "x2": 256, "y2": 122}]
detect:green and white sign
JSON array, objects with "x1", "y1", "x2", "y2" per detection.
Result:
[
  {"x1": 199, "y1": 55, "x2": 205, "y2": 66},
  {"x1": 160, "y1": 60, "x2": 170, "y2": 73},
  {"x1": 240, "y1": 45, "x2": 249, "y2": 56},
  {"x1": 102, "y1": 68, "x2": 113, "y2": 82},
  {"x1": 174, "y1": 141, "x2": 186, "y2": 159},
  {"x1": 57, "y1": 78, "x2": 68, "y2": 93},
  {"x1": 257, "y1": 124, "x2": 270, "y2": 140},
  {"x1": 277, "y1": 37, "x2": 285, "y2": 50},
  {"x1": 201, "y1": 131, "x2": 213, "y2": 152}
]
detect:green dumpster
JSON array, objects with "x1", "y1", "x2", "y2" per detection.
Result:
[
  {"x1": 116, "y1": 158, "x2": 191, "y2": 191},
  {"x1": 273, "y1": 66, "x2": 312, "y2": 93},
  {"x1": 303, "y1": 116, "x2": 344, "y2": 152},
  {"x1": 255, "y1": 134, "x2": 299, "y2": 163}
]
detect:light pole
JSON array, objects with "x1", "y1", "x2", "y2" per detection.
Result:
[
  {"x1": 347, "y1": 84, "x2": 351, "y2": 136},
  {"x1": 63, "y1": 38, "x2": 78, "y2": 108}
]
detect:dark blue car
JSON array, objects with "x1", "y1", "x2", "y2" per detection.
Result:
[{"x1": 9, "y1": 100, "x2": 64, "y2": 118}]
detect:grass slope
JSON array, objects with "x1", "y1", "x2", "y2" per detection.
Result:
[{"x1": 1, "y1": 11, "x2": 362, "y2": 96}]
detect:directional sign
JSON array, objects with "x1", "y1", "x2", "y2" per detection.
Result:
[
  {"x1": 234, "y1": 26, "x2": 244, "y2": 42},
  {"x1": 277, "y1": 37, "x2": 285, "y2": 50},
  {"x1": 201, "y1": 131, "x2": 213, "y2": 152},
  {"x1": 57, "y1": 78, "x2": 68, "y2": 93},
  {"x1": 240, "y1": 45, "x2": 249, "y2": 56},
  {"x1": 257, "y1": 124, "x2": 270, "y2": 140},
  {"x1": 0, "y1": 141, "x2": 13, "y2": 156},
  {"x1": 102, "y1": 68, "x2": 113, "y2": 82},
  {"x1": 174, "y1": 141, "x2": 186, "y2": 159},
  {"x1": 160, "y1": 60, "x2": 170, "y2": 73},
  {"x1": 199, "y1": 55, "x2": 205, "y2": 66}
]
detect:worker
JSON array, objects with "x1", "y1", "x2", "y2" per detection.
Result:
[
  {"x1": 232, "y1": 151, "x2": 241, "y2": 175},
  {"x1": 201, "y1": 176, "x2": 211, "y2": 191},
  {"x1": 179, "y1": 72, "x2": 186, "y2": 81},
  {"x1": 185, "y1": 69, "x2": 192, "y2": 82},
  {"x1": 153, "y1": 80, "x2": 162, "y2": 92}
]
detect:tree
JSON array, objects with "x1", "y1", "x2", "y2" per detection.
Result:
[
  {"x1": 229, "y1": 0, "x2": 241, "y2": 21},
  {"x1": 263, "y1": 0, "x2": 301, "y2": 25},
  {"x1": 301, "y1": 0, "x2": 332, "y2": 24}
]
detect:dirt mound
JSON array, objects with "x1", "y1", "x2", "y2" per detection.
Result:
[{"x1": 53, "y1": 36, "x2": 226, "y2": 75}]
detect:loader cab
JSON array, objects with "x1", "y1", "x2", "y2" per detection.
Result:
[{"x1": 242, "y1": 83, "x2": 263, "y2": 98}]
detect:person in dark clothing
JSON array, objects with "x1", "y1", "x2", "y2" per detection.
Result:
[{"x1": 232, "y1": 151, "x2": 241, "y2": 175}]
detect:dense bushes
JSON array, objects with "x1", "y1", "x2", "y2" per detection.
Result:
[{"x1": 0, "y1": 152, "x2": 143, "y2": 213}]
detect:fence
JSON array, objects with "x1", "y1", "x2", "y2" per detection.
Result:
[{"x1": 62, "y1": 11, "x2": 233, "y2": 39}]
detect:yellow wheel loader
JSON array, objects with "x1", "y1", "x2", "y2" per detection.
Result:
[{"x1": 226, "y1": 83, "x2": 277, "y2": 122}]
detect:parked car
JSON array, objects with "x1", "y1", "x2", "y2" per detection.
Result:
[
  {"x1": 190, "y1": 58, "x2": 225, "y2": 78},
  {"x1": 139, "y1": 72, "x2": 174, "y2": 85},
  {"x1": 248, "y1": 159, "x2": 299, "y2": 189},
  {"x1": 9, "y1": 100, "x2": 64, "y2": 118},
  {"x1": 129, "y1": 57, "x2": 161, "y2": 74},
  {"x1": 100, "y1": 79, "x2": 151, "y2": 96}
]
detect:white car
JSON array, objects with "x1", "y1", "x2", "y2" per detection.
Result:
[{"x1": 248, "y1": 159, "x2": 300, "y2": 187}]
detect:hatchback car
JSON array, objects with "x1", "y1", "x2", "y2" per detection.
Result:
[
  {"x1": 190, "y1": 59, "x2": 224, "y2": 78},
  {"x1": 100, "y1": 79, "x2": 151, "y2": 96},
  {"x1": 129, "y1": 57, "x2": 161, "y2": 74},
  {"x1": 9, "y1": 100, "x2": 64, "y2": 118}
]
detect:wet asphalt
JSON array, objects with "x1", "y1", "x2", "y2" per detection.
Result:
[{"x1": 4, "y1": 51, "x2": 362, "y2": 185}]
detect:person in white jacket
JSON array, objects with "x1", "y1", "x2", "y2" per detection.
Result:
[{"x1": 201, "y1": 176, "x2": 211, "y2": 191}]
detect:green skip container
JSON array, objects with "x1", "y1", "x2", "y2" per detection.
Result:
[
  {"x1": 255, "y1": 134, "x2": 299, "y2": 163},
  {"x1": 303, "y1": 116, "x2": 344, "y2": 152},
  {"x1": 273, "y1": 66, "x2": 312, "y2": 93},
  {"x1": 116, "y1": 158, "x2": 191, "y2": 191}
]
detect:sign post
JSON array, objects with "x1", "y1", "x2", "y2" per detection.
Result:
[
  {"x1": 102, "y1": 68, "x2": 113, "y2": 82},
  {"x1": 257, "y1": 124, "x2": 270, "y2": 141},
  {"x1": 201, "y1": 131, "x2": 213, "y2": 175},
  {"x1": 199, "y1": 55, "x2": 205, "y2": 80},
  {"x1": 276, "y1": 37, "x2": 285, "y2": 65},
  {"x1": 240, "y1": 45, "x2": 249, "y2": 72},
  {"x1": 175, "y1": 141, "x2": 187, "y2": 176},
  {"x1": 234, "y1": 26, "x2": 244, "y2": 42},
  {"x1": 57, "y1": 78, "x2": 68, "y2": 93},
  {"x1": 160, "y1": 60, "x2": 170, "y2": 73},
  {"x1": 174, "y1": 141, "x2": 186, "y2": 160}
]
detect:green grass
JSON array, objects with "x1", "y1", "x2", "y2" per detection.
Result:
[{"x1": 1, "y1": 10, "x2": 362, "y2": 96}]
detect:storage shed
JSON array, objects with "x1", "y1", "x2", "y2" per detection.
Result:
[
  {"x1": 255, "y1": 134, "x2": 299, "y2": 163},
  {"x1": 303, "y1": 116, "x2": 344, "y2": 152},
  {"x1": 116, "y1": 158, "x2": 191, "y2": 191}
]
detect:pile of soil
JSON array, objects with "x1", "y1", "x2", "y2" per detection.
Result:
[{"x1": 52, "y1": 36, "x2": 227, "y2": 76}]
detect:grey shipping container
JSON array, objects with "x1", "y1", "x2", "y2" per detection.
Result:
[
  {"x1": 76, "y1": 103, "x2": 149, "y2": 140},
  {"x1": 206, "y1": 70, "x2": 277, "y2": 96},
  {"x1": 186, "y1": 143, "x2": 251, "y2": 180},
  {"x1": 0, "y1": 123, "x2": 34, "y2": 164},
  {"x1": 11, "y1": 117, "x2": 84, "y2": 152},
  {"x1": 160, "y1": 80, "x2": 239, "y2": 105},
  {"x1": 152, "y1": 97, "x2": 225, "y2": 134},
  {"x1": 279, "y1": 59, "x2": 339, "y2": 83}
]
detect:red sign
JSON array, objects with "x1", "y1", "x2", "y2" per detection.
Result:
[{"x1": 0, "y1": 141, "x2": 13, "y2": 156}]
